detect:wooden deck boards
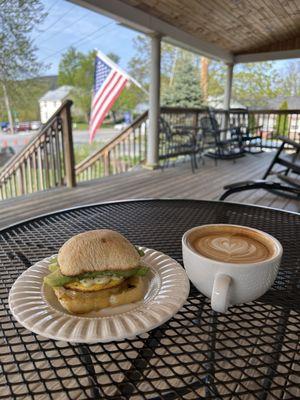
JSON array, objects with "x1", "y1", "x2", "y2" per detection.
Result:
[{"x1": 0, "y1": 152, "x2": 299, "y2": 229}]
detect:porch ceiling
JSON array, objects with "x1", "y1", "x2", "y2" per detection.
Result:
[{"x1": 71, "y1": 0, "x2": 300, "y2": 62}]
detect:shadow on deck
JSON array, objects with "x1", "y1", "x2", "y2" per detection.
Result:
[{"x1": 0, "y1": 152, "x2": 299, "y2": 229}]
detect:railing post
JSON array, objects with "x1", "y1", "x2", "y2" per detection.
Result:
[
  {"x1": 104, "y1": 152, "x2": 110, "y2": 176},
  {"x1": 61, "y1": 101, "x2": 76, "y2": 188}
]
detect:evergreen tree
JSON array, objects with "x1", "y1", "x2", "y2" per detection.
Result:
[
  {"x1": 162, "y1": 62, "x2": 202, "y2": 107},
  {"x1": 276, "y1": 100, "x2": 289, "y2": 137}
]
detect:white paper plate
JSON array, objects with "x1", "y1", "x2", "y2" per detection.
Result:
[{"x1": 8, "y1": 247, "x2": 190, "y2": 343}]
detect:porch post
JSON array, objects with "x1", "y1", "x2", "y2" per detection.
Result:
[
  {"x1": 224, "y1": 63, "x2": 234, "y2": 110},
  {"x1": 223, "y1": 63, "x2": 234, "y2": 133},
  {"x1": 147, "y1": 33, "x2": 161, "y2": 168}
]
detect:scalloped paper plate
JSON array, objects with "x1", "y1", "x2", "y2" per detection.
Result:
[{"x1": 8, "y1": 247, "x2": 190, "y2": 343}]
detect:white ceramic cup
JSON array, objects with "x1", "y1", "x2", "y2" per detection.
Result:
[{"x1": 182, "y1": 224, "x2": 282, "y2": 313}]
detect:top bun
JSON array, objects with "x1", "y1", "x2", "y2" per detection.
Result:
[{"x1": 58, "y1": 229, "x2": 140, "y2": 276}]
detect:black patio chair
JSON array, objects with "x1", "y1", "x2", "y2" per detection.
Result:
[
  {"x1": 231, "y1": 109, "x2": 263, "y2": 154},
  {"x1": 220, "y1": 136, "x2": 300, "y2": 201},
  {"x1": 199, "y1": 113, "x2": 244, "y2": 163},
  {"x1": 159, "y1": 117, "x2": 200, "y2": 173}
]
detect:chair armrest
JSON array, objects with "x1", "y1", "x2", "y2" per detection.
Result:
[
  {"x1": 278, "y1": 136, "x2": 300, "y2": 149},
  {"x1": 220, "y1": 180, "x2": 300, "y2": 200}
]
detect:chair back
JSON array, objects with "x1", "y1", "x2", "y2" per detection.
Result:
[
  {"x1": 199, "y1": 116, "x2": 219, "y2": 136},
  {"x1": 159, "y1": 117, "x2": 173, "y2": 141}
]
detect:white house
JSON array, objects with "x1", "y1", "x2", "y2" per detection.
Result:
[{"x1": 39, "y1": 86, "x2": 72, "y2": 124}]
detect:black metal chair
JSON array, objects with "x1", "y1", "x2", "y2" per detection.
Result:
[
  {"x1": 159, "y1": 117, "x2": 200, "y2": 173},
  {"x1": 220, "y1": 136, "x2": 300, "y2": 200},
  {"x1": 199, "y1": 113, "x2": 244, "y2": 162},
  {"x1": 231, "y1": 109, "x2": 263, "y2": 154}
]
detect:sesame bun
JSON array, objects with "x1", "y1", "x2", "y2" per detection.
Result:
[{"x1": 58, "y1": 229, "x2": 140, "y2": 276}]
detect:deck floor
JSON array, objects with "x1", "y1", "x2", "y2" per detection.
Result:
[{"x1": 0, "y1": 151, "x2": 299, "y2": 229}]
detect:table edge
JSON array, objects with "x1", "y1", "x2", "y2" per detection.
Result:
[{"x1": 0, "y1": 197, "x2": 299, "y2": 234}]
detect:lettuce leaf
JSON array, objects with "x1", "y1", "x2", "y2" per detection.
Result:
[{"x1": 44, "y1": 265, "x2": 149, "y2": 288}]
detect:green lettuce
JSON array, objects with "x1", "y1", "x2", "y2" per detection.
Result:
[{"x1": 44, "y1": 265, "x2": 149, "y2": 288}]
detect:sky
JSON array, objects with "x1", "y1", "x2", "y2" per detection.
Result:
[{"x1": 32, "y1": 0, "x2": 139, "y2": 76}]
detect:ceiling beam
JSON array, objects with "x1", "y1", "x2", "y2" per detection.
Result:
[
  {"x1": 234, "y1": 49, "x2": 300, "y2": 63},
  {"x1": 70, "y1": 0, "x2": 233, "y2": 63}
]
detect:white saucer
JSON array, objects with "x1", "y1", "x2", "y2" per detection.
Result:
[{"x1": 8, "y1": 247, "x2": 190, "y2": 343}]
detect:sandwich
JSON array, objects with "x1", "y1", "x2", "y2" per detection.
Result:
[{"x1": 43, "y1": 229, "x2": 149, "y2": 314}]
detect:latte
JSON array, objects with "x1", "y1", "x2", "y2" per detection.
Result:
[{"x1": 190, "y1": 227, "x2": 274, "y2": 264}]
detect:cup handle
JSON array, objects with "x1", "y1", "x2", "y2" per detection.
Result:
[{"x1": 211, "y1": 273, "x2": 232, "y2": 313}]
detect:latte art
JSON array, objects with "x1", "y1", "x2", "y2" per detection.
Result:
[{"x1": 192, "y1": 233, "x2": 271, "y2": 263}]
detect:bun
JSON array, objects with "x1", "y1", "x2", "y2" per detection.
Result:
[
  {"x1": 58, "y1": 229, "x2": 140, "y2": 276},
  {"x1": 53, "y1": 276, "x2": 145, "y2": 314}
]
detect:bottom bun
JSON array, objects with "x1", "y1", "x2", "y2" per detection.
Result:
[{"x1": 53, "y1": 276, "x2": 145, "y2": 314}]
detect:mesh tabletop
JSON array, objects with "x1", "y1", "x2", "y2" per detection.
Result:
[{"x1": 0, "y1": 199, "x2": 299, "y2": 400}]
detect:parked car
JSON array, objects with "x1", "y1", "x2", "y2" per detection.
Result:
[
  {"x1": 30, "y1": 121, "x2": 42, "y2": 130},
  {"x1": 0, "y1": 122, "x2": 9, "y2": 131},
  {"x1": 15, "y1": 122, "x2": 31, "y2": 132}
]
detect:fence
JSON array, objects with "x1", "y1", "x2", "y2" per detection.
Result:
[
  {"x1": 75, "y1": 111, "x2": 148, "y2": 182},
  {"x1": 0, "y1": 105, "x2": 299, "y2": 199},
  {"x1": 0, "y1": 100, "x2": 75, "y2": 200}
]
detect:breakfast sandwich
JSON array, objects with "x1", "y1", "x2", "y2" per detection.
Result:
[{"x1": 44, "y1": 229, "x2": 148, "y2": 314}]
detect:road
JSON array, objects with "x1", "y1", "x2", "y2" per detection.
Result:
[{"x1": 0, "y1": 128, "x2": 119, "y2": 155}]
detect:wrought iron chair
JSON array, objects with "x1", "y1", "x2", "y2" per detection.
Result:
[
  {"x1": 220, "y1": 136, "x2": 300, "y2": 200},
  {"x1": 199, "y1": 113, "x2": 244, "y2": 162},
  {"x1": 231, "y1": 109, "x2": 263, "y2": 153},
  {"x1": 159, "y1": 117, "x2": 200, "y2": 173}
]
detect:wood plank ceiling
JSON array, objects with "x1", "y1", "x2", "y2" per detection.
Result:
[{"x1": 121, "y1": 0, "x2": 300, "y2": 55}]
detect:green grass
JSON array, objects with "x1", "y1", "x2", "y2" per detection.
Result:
[
  {"x1": 73, "y1": 141, "x2": 104, "y2": 164},
  {"x1": 72, "y1": 122, "x2": 115, "y2": 131}
]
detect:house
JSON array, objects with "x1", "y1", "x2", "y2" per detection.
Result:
[
  {"x1": 39, "y1": 86, "x2": 72, "y2": 123},
  {"x1": 207, "y1": 95, "x2": 247, "y2": 110}
]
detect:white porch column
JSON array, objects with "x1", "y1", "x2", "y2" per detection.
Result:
[
  {"x1": 147, "y1": 33, "x2": 161, "y2": 168},
  {"x1": 224, "y1": 63, "x2": 234, "y2": 110}
]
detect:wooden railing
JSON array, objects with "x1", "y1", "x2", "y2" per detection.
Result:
[
  {"x1": 75, "y1": 111, "x2": 148, "y2": 182},
  {"x1": 161, "y1": 107, "x2": 300, "y2": 149},
  {"x1": 1, "y1": 104, "x2": 299, "y2": 199},
  {"x1": 0, "y1": 100, "x2": 75, "y2": 200}
]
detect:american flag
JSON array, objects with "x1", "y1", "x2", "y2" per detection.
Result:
[{"x1": 89, "y1": 51, "x2": 128, "y2": 142}]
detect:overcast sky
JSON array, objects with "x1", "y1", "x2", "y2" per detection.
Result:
[{"x1": 32, "y1": 0, "x2": 139, "y2": 76}]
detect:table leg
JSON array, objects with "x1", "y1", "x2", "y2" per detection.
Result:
[{"x1": 115, "y1": 326, "x2": 167, "y2": 397}]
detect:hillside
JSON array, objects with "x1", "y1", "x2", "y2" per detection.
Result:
[{"x1": 0, "y1": 75, "x2": 58, "y2": 122}]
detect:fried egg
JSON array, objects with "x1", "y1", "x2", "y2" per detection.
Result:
[{"x1": 64, "y1": 276, "x2": 124, "y2": 292}]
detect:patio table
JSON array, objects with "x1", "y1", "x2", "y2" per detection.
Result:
[{"x1": 1, "y1": 199, "x2": 299, "y2": 399}]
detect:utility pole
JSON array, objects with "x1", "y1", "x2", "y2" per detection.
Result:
[{"x1": 2, "y1": 82, "x2": 14, "y2": 135}]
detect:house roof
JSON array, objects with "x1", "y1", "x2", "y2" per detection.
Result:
[
  {"x1": 208, "y1": 95, "x2": 247, "y2": 110},
  {"x1": 264, "y1": 96, "x2": 300, "y2": 110},
  {"x1": 39, "y1": 86, "x2": 72, "y2": 102}
]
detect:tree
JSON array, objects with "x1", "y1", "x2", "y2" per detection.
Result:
[
  {"x1": 106, "y1": 52, "x2": 120, "y2": 64},
  {"x1": 161, "y1": 61, "x2": 202, "y2": 107},
  {"x1": 58, "y1": 49, "x2": 144, "y2": 122},
  {"x1": 281, "y1": 61, "x2": 300, "y2": 96},
  {"x1": 276, "y1": 100, "x2": 289, "y2": 137},
  {"x1": 58, "y1": 48, "x2": 96, "y2": 122},
  {"x1": 0, "y1": 0, "x2": 46, "y2": 133},
  {"x1": 57, "y1": 47, "x2": 83, "y2": 87},
  {"x1": 232, "y1": 63, "x2": 281, "y2": 107}
]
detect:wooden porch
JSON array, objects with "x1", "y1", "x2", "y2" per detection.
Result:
[{"x1": 0, "y1": 151, "x2": 298, "y2": 230}]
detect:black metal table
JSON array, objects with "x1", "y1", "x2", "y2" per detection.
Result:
[{"x1": 1, "y1": 199, "x2": 299, "y2": 400}]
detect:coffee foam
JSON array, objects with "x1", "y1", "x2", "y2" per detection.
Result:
[{"x1": 189, "y1": 226, "x2": 275, "y2": 264}]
